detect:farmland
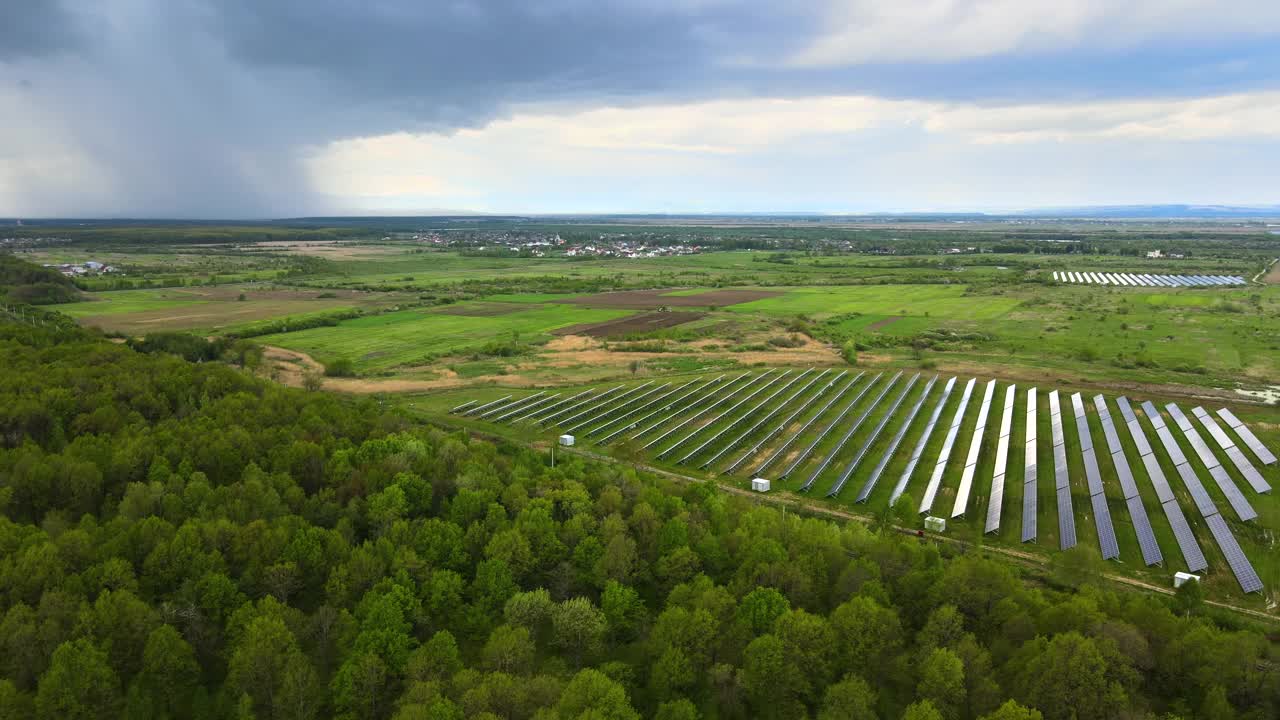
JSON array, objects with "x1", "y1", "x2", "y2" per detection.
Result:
[{"x1": 14, "y1": 217, "x2": 1280, "y2": 606}]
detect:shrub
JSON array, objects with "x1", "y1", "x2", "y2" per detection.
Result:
[{"x1": 324, "y1": 357, "x2": 357, "y2": 377}]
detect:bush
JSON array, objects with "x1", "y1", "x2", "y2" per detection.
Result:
[{"x1": 324, "y1": 357, "x2": 357, "y2": 377}]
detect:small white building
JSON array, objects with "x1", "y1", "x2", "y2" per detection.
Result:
[
  {"x1": 924, "y1": 516, "x2": 946, "y2": 533},
  {"x1": 558, "y1": 434, "x2": 575, "y2": 447},
  {"x1": 751, "y1": 478, "x2": 770, "y2": 493},
  {"x1": 1173, "y1": 572, "x2": 1200, "y2": 588}
]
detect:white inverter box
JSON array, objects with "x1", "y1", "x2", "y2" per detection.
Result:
[
  {"x1": 1173, "y1": 572, "x2": 1199, "y2": 588},
  {"x1": 558, "y1": 434, "x2": 575, "y2": 447},
  {"x1": 924, "y1": 516, "x2": 946, "y2": 533},
  {"x1": 751, "y1": 478, "x2": 770, "y2": 493}
]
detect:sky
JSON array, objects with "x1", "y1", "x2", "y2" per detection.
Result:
[{"x1": 1, "y1": 1, "x2": 1279, "y2": 218}]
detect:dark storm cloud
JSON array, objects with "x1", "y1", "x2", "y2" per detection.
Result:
[
  {"x1": 0, "y1": 0, "x2": 81, "y2": 60},
  {"x1": 3, "y1": 0, "x2": 1280, "y2": 216}
]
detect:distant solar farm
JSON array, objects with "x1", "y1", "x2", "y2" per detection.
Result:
[
  {"x1": 451, "y1": 369, "x2": 1277, "y2": 596},
  {"x1": 1053, "y1": 271, "x2": 1245, "y2": 286}
]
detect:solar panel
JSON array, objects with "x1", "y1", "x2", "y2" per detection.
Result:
[
  {"x1": 1125, "y1": 495, "x2": 1163, "y2": 566},
  {"x1": 986, "y1": 474, "x2": 1004, "y2": 530},
  {"x1": 694, "y1": 370, "x2": 818, "y2": 468},
  {"x1": 890, "y1": 377, "x2": 957, "y2": 506},
  {"x1": 1216, "y1": 408, "x2": 1278, "y2": 465},
  {"x1": 1112, "y1": 454, "x2": 1139, "y2": 499},
  {"x1": 952, "y1": 379, "x2": 996, "y2": 517},
  {"x1": 494, "y1": 392, "x2": 562, "y2": 422},
  {"x1": 1223, "y1": 446, "x2": 1270, "y2": 494},
  {"x1": 450, "y1": 399, "x2": 478, "y2": 413},
  {"x1": 1020, "y1": 388, "x2": 1038, "y2": 542},
  {"x1": 1138, "y1": 446, "x2": 1175, "y2": 503},
  {"x1": 566, "y1": 382, "x2": 669, "y2": 431},
  {"x1": 1053, "y1": 271, "x2": 1060, "y2": 281},
  {"x1": 725, "y1": 370, "x2": 836, "y2": 473},
  {"x1": 1161, "y1": 499, "x2": 1207, "y2": 572},
  {"x1": 829, "y1": 373, "x2": 922, "y2": 497},
  {"x1": 857, "y1": 375, "x2": 939, "y2": 503},
  {"x1": 749, "y1": 372, "x2": 857, "y2": 474},
  {"x1": 644, "y1": 372, "x2": 767, "y2": 449},
  {"x1": 1166, "y1": 403, "x2": 1256, "y2": 521},
  {"x1": 779, "y1": 372, "x2": 877, "y2": 479},
  {"x1": 1091, "y1": 493, "x2": 1120, "y2": 560},
  {"x1": 625, "y1": 375, "x2": 736, "y2": 440},
  {"x1": 558, "y1": 381, "x2": 656, "y2": 428},
  {"x1": 478, "y1": 391, "x2": 546, "y2": 419},
  {"x1": 1204, "y1": 514, "x2": 1264, "y2": 594},
  {"x1": 983, "y1": 384, "x2": 1017, "y2": 532},
  {"x1": 1207, "y1": 465, "x2": 1257, "y2": 522},
  {"x1": 1057, "y1": 486, "x2": 1077, "y2": 550},
  {"x1": 1174, "y1": 462, "x2": 1218, "y2": 517},
  {"x1": 591, "y1": 379, "x2": 698, "y2": 435},
  {"x1": 662, "y1": 370, "x2": 791, "y2": 460},
  {"x1": 1153, "y1": 427, "x2": 1188, "y2": 466},
  {"x1": 464, "y1": 394, "x2": 513, "y2": 417},
  {"x1": 919, "y1": 377, "x2": 976, "y2": 513},
  {"x1": 1018, "y1": 476, "x2": 1039, "y2": 538},
  {"x1": 801, "y1": 372, "x2": 901, "y2": 491}
]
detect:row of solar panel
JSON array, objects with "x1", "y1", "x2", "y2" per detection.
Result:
[
  {"x1": 454, "y1": 373, "x2": 1275, "y2": 593},
  {"x1": 1052, "y1": 271, "x2": 1245, "y2": 286}
]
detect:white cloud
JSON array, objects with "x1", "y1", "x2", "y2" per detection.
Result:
[
  {"x1": 789, "y1": 0, "x2": 1280, "y2": 65},
  {"x1": 306, "y1": 88, "x2": 1280, "y2": 212}
]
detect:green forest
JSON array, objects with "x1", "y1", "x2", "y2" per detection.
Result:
[{"x1": 1, "y1": 317, "x2": 1278, "y2": 720}]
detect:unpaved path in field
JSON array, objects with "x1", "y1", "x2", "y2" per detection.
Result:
[{"x1": 262, "y1": 345, "x2": 535, "y2": 393}]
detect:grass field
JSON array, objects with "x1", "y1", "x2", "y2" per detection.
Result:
[
  {"x1": 729, "y1": 284, "x2": 1021, "y2": 319},
  {"x1": 59, "y1": 285, "x2": 405, "y2": 334},
  {"x1": 256, "y1": 303, "x2": 634, "y2": 373}
]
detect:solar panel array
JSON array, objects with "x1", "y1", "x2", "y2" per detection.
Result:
[
  {"x1": 1140, "y1": 401, "x2": 1262, "y2": 593},
  {"x1": 1052, "y1": 271, "x2": 1245, "y2": 287},
  {"x1": 920, "y1": 378, "x2": 977, "y2": 514},
  {"x1": 1070, "y1": 393, "x2": 1120, "y2": 560},
  {"x1": 454, "y1": 365, "x2": 1279, "y2": 594},
  {"x1": 781, "y1": 373, "x2": 878, "y2": 480},
  {"x1": 721, "y1": 370, "x2": 838, "y2": 473},
  {"x1": 1021, "y1": 388, "x2": 1038, "y2": 543},
  {"x1": 1165, "y1": 404, "x2": 1257, "y2": 522},
  {"x1": 751, "y1": 372, "x2": 863, "y2": 476},
  {"x1": 1048, "y1": 391, "x2": 1077, "y2": 550},
  {"x1": 1093, "y1": 396, "x2": 1162, "y2": 566},
  {"x1": 676, "y1": 370, "x2": 811, "y2": 466},
  {"x1": 799, "y1": 372, "x2": 902, "y2": 492},
  {"x1": 1215, "y1": 408, "x2": 1278, "y2": 466},
  {"x1": 645, "y1": 372, "x2": 769, "y2": 450},
  {"x1": 828, "y1": 374, "x2": 922, "y2": 498},
  {"x1": 659, "y1": 371, "x2": 791, "y2": 459},
  {"x1": 1191, "y1": 407, "x2": 1270, "y2": 493},
  {"x1": 984, "y1": 384, "x2": 1016, "y2": 533},
  {"x1": 891, "y1": 377, "x2": 957, "y2": 506},
  {"x1": 857, "y1": 375, "x2": 939, "y2": 503},
  {"x1": 953, "y1": 379, "x2": 997, "y2": 518}
]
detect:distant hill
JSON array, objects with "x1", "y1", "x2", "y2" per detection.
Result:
[{"x1": 1012, "y1": 204, "x2": 1280, "y2": 219}]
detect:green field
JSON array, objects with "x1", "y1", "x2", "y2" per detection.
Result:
[
  {"x1": 257, "y1": 303, "x2": 632, "y2": 372},
  {"x1": 729, "y1": 284, "x2": 1022, "y2": 319},
  {"x1": 58, "y1": 288, "x2": 211, "y2": 316}
]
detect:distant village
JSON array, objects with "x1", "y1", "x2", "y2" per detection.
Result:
[
  {"x1": 44, "y1": 260, "x2": 118, "y2": 277},
  {"x1": 401, "y1": 231, "x2": 704, "y2": 259}
]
